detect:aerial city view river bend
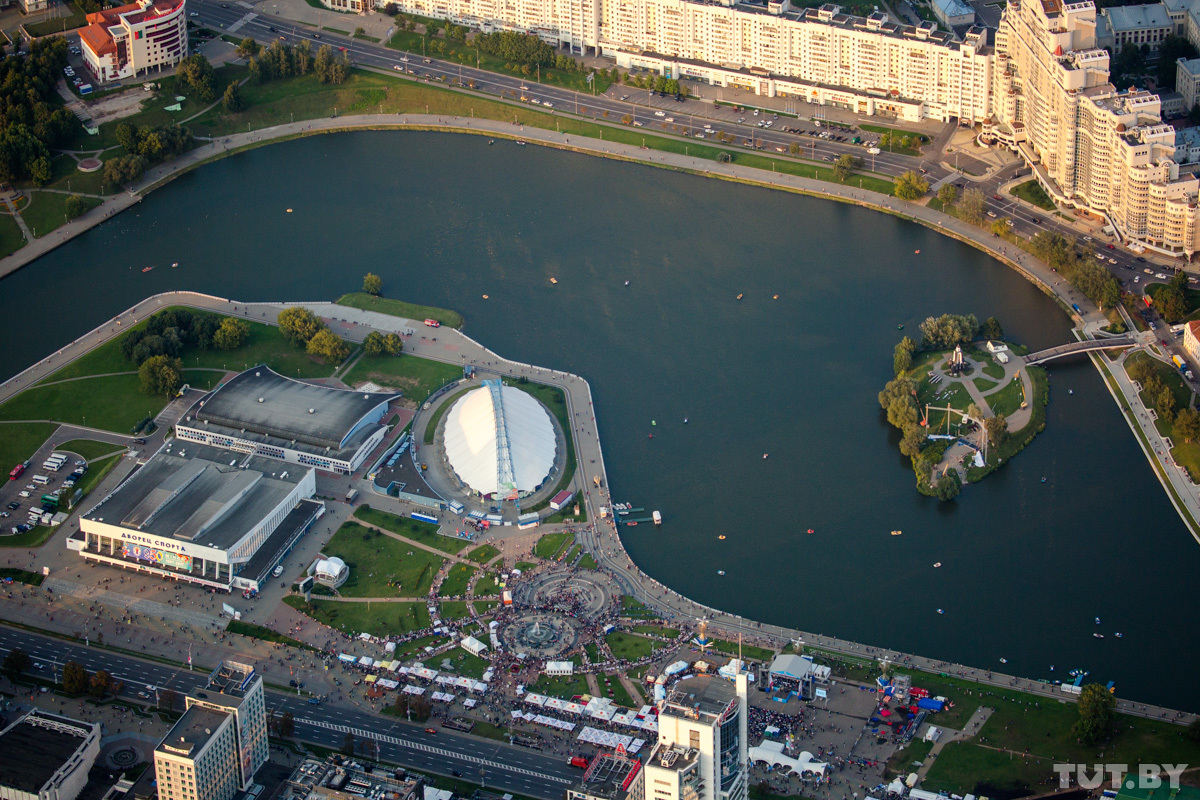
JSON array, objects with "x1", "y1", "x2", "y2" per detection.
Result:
[{"x1": 1, "y1": 131, "x2": 1194, "y2": 710}]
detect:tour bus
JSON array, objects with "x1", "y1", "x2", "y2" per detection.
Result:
[
  {"x1": 31, "y1": 474, "x2": 51, "y2": 486},
  {"x1": 43, "y1": 458, "x2": 66, "y2": 472},
  {"x1": 41, "y1": 494, "x2": 59, "y2": 510},
  {"x1": 9, "y1": 464, "x2": 26, "y2": 481}
]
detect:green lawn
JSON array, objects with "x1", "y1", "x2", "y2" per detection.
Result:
[
  {"x1": 475, "y1": 599, "x2": 498, "y2": 613},
  {"x1": 0, "y1": 212, "x2": 27, "y2": 258},
  {"x1": 577, "y1": 553, "x2": 597, "y2": 569},
  {"x1": 514, "y1": 561, "x2": 535, "y2": 572},
  {"x1": 631, "y1": 624, "x2": 680, "y2": 638},
  {"x1": 443, "y1": 647, "x2": 491, "y2": 678},
  {"x1": 353, "y1": 505, "x2": 468, "y2": 553},
  {"x1": 72, "y1": 453, "x2": 122, "y2": 504},
  {"x1": 972, "y1": 377, "x2": 998, "y2": 392},
  {"x1": 0, "y1": 423, "x2": 57, "y2": 474},
  {"x1": 336, "y1": 292, "x2": 463, "y2": 328},
  {"x1": 620, "y1": 595, "x2": 657, "y2": 618},
  {"x1": 0, "y1": 568, "x2": 45, "y2": 586},
  {"x1": 439, "y1": 563, "x2": 476, "y2": 597},
  {"x1": 324, "y1": 522, "x2": 444, "y2": 597},
  {"x1": 564, "y1": 543, "x2": 582, "y2": 564},
  {"x1": 604, "y1": 631, "x2": 666, "y2": 661},
  {"x1": 584, "y1": 643, "x2": 599, "y2": 663},
  {"x1": 982, "y1": 360, "x2": 1006, "y2": 379},
  {"x1": 709, "y1": 638, "x2": 775, "y2": 663},
  {"x1": 466, "y1": 543, "x2": 499, "y2": 564},
  {"x1": 533, "y1": 531, "x2": 573, "y2": 559},
  {"x1": 473, "y1": 572, "x2": 500, "y2": 596},
  {"x1": 23, "y1": 2, "x2": 87, "y2": 36},
  {"x1": 439, "y1": 600, "x2": 472, "y2": 620},
  {"x1": 227, "y1": 621, "x2": 317, "y2": 651},
  {"x1": 56, "y1": 439, "x2": 126, "y2": 461},
  {"x1": 599, "y1": 673, "x2": 633, "y2": 708},
  {"x1": 530, "y1": 672, "x2": 591, "y2": 700},
  {"x1": 20, "y1": 193, "x2": 102, "y2": 239},
  {"x1": 283, "y1": 596, "x2": 431, "y2": 637},
  {"x1": 984, "y1": 374, "x2": 1026, "y2": 418},
  {"x1": 391, "y1": 633, "x2": 443, "y2": 661},
  {"x1": 422, "y1": 385, "x2": 472, "y2": 444},
  {"x1": 342, "y1": 352, "x2": 462, "y2": 404},
  {"x1": 1009, "y1": 179, "x2": 1056, "y2": 211},
  {"x1": 885, "y1": 737, "x2": 934, "y2": 779}
]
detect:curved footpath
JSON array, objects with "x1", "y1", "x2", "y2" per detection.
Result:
[{"x1": 1, "y1": 289, "x2": 1195, "y2": 729}]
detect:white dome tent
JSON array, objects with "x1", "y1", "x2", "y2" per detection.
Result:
[
  {"x1": 441, "y1": 380, "x2": 557, "y2": 498},
  {"x1": 314, "y1": 556, "x2": 349, "y2": 588}
]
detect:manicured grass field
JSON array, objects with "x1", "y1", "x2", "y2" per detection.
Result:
[
  {"x1": 342, "y1": 352, "x2": 463, "y2": 404},
  {"x1": 531, "y1": 672, "x2": 591, "y2": 700},
  {"x1": 630, "y1": 624, "x2": 680, "y2": 638},
  {"x1": 0, "y1": 212, "x2": 25, "y2": 258},
  {"x1": 475, "y1": 600, "x2": 498, "y2": 613},
  {"x1": 514, "y1": 561, "x2": 535, "y2": 572},
  {"x1": 599, "y1": 673, "x2": 633, "y2": 708},
  {"x1": 577, "y1": 553, "x2": 597, "y2": 569},
  {"x1": 392, "y1": 634, "x2": 444, "y2": 662},
  {"x1": 604, "y1": 631, "x2": 666, "y2": 661},
  {"x1": 473, "y1": 573, "x2": 500, "y2": 596},
  {"x1": 533, "y1": 531, "x2": 573, "y2": 559},
  {"x1": 709, "y1": 638, "x2": 775, "y2": 663},
  {"x1": 283, "y1": 596, "x2": 431, "y2": 637},
  {"x1": 353, "y1": 505, "x2": 468, "y2": 553},
  {"x1": 324, "y1": 522, "x2": 444, "y2": 597},
  {"x1": 438, "y1": 563, "x2": 477, "y2": 597},
  {"x1": 56, "y1": 439, "x2": 126, "y2": 461},
  {"x1": 0, "y1": 423, "x2": 57, "y2": 475},
  {"x1": 1009, "y1": 179, "x2": 1056, "y2": 211},
  {"x1": 620, "y1": 595, "x2": 657, "y2": 618},
  {"x1": 466, "y1": 543, "x2": 499, "y2": 564},
  {"x1": 986, "y1": 374, "x2": 1027, "y2": 418},
  {"x1": 336, "y1": 292, "x2": 463, "y2": 328},
  {"x1": 442, "y1": 647, "x2": 491, "y2": 679},
  {"x1": 20, "y1": 193, "x2": 102, "y2": 238},
  {"x1": 23, "y1": 2, "x2": 88, "y2": 36},
  {"x1": 972, "y1": 377, "x2": 997, "y2": 393},
  {"x1": 438, "y1": 601, "x2": 472, "y2": 620},
  {"x1": 0, "y1": 567, "x2": 44, "y2": 586}
]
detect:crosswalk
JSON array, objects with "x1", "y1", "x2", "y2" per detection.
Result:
[
  {"x1": 297, "y1": 717, "x2": 570, "y2": 783},
  {"x1": 228, "y1": 12, "x2": 257, "y2": 33}
]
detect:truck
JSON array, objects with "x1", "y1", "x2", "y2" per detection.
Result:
[
  {"x1": 423, "y1": 318, "x2": 440, "y2": 328},
  {"x1": 1174, "y1": 355, "x2": 1188, "y2": 373},
  {"x1": 569, "y1": 756, "x2": 590, "y2": 769}
]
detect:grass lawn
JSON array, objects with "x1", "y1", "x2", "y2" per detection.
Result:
[
  {"x1": 354, "y1": 505, "x2": 468, "y2": 553},
  {"x1": 531, "y1": 673, "x2": 591, "y2": 699},
  {"x1": 923, "y1": 741, "x2": 1044, "y2": 796},
  {"x1": 544, "y1": 504, "x2": 588, "y2": 524},
  {"x1": 475, "y1": 599, "x2": 498, "y2": 613},
  {"x1": 584, "y1": 643, "x2": 599, "y2": 663},
  {"x1": 466, "y1": 543, "x2": 499, "y2": 564},
  {"x1": 514, "y1": 561, "x2": 535, "y2": 572},
  {"x1": 0, "y1": 372, "x2": 219, "y2": 433},
  {"x1": 439, "y1": 563, "x2": 477, "y2": 597},
  {"x1": 0, "y1": 210, "x2": 26, "y2": 257},
  {"x1": 473, "y1": 572, "x2": 499, "y2": 596},
  {"x1": 1009, "y1": 179, "x2": 1056, "y2": 211},
  {"x1": 336, "y1": 292, "x2": 463, "y2": 328},
  {"x1": 709, "y1": 638, "x2": 775, "y2": 663},
  {"x1": 620, "y1": 595, "x2": 657, "y2": 618},
  {"x1": 631, "y1": 624, "x2": 680, "y2": 638},
  {"x1": 885, "y1": 737, "x2": 934, "y2": 779},
  {"x1": 577, "y1": 553, "x2": 597, "y2": 569},
  {"x1": 439, "y1": 600, "x2": 472, "y2": 620},
  {"x1": 564, "y1": 543, "x2": 582, "y2": 564},
  {"x1": 0, "y1": 567, "x2": 45, "y2": 586},
  {"x1": 982, "y1": 360, "x2": 1006, "y2": 380},
  {"x1": 598, "y1": 673, "x2": 633, "y2": 708},
  {"x1": 72, "y1": 453, "x2": 122, "y2": 504},
  {"x1": 533, "y1": 531, "x2": 573, "y2": 559},
  {"x1": 423, "y1": 385, "x2": 472, "y2": 444},
  {"x1": 20, "y1": 193, "x2": 102, "y2": 239},
  {"x1": 227, "y1": 620, "x2": 317, "y2": 651},
  {"x1": 342, "y1": 352, "x2": 462, "y2": 404},
  {"x1": 442, "y1": 647, "x2": 491, "y2": 678},
  {"x1": 984, "y1": 374, "x2": 1026, "y2": 417},
  {"x1": 0, "y1": 423, "x2": 57, "y2": 474},
  {"x1": 23, "y1": 2, "x2": 88, "y2": 36},
  {"x1": 56, "y1": 439, "x2": 126, "y2": 461},
  {"x1": 324, "y1": 522, "x2": 444, "y2": 596},
  {"x1": 392, "y1": 633, "x2": 444, "y2": 661},
  {"x1": 972, "y1": 377, "x2": 998, "y2": 392},
  {"x1": 604, "y1": 631, "x2": 666, "y2": 660},
  {"x1": 284, "y1": 596, "x2": 431, "y2": 637}
]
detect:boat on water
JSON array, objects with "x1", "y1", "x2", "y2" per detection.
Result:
[
  {"x1": 806, "y1": 528, "x2": 814, "y2": 534},
  {"x1": 891, "y1": 530, "x2": 902, "y2": 536},
  {"x1": 1094, "y1": 633, "x2": 1104, "y2": 639},
  {"x1": 1068, "y1": 389, "x2": 1074, "y2": 395},
  {"x1": 933, "y1": 562, "x2": 942, "y2": 568},
  {"x1": 718, "y1": 535, "x2": 726, "y2": 540},
  {"x1": 550, "y1": 277, "x2": 558, "y2": 284},
  {"x1": 897, "y1": 324, "x2": 904, "y2": 330},
  {"x1": 142, "y1": 267, "x2": 153, "y2": 273},
  {"x1": 171, "y1": 262, "x2": 178, "y2": 268},
  {"x1": 1095, "y1": 617, "x2": 1101, "y2": 624},
  {"x1": 915, "y1": 249, "x2": 921, "y2": 254},
  {"x1": 624, "y1": 280, "x2": 630, "y2": 286},
  {"x1": 516, "y1": 140, "x2": 526, "y2": 146},
  {"x1": 762, "y1": 453, "x2": 769, "y2": 459},
  {"x1": 717, "y1": 570, "x2": 725, "y2": 576},
  {"x1": 488, "y1": 139, "x2": 495, "y2": 145},
  {"x1": 737, "y1": 293, "x2": 744, "y2": 300},
  {"x1": 1115, "y1": 632, "x2": 1123, "y2": 638},
  {"x1": 936, "y1": 609, "x2": 944, "y2": 615},
  {"x1": 482, "y1": 294, "x2": 489, "y2": 299},
  {"x1": 999, "y1": 658, "x2": 1008, "y2": 664},
  {"x1": 773, "y1": 294, "x2": 779, "y2": 300}
]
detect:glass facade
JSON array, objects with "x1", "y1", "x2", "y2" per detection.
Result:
[{"x1": 718, "y1": 712, "x2": 741, "y2": 790}]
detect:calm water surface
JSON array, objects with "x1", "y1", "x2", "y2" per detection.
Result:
[{"x1": 0, "y1": 132, "x2": 1194, "y2": 708}]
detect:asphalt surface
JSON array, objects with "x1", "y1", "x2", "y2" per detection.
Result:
[{"x1": 0, "y1": 626, "x2": 576, "y2": 799}]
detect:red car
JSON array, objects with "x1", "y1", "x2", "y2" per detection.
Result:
[
  {"x1": 424, "y1": 727, "x2": 437, "y2": 734},
  {"x1": 1107, "y1": 244, "x2": 1115, "y2": 250}
]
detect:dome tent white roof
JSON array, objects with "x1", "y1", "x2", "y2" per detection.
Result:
[
  {"x1": 315, "y1": 557, "x2": 348, "y2": 586},
  {"x1": 442, "y1": 380, "x2": 557, "y2": 497}
]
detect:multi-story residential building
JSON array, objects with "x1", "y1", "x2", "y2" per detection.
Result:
[
  {"x1": 79, "y1": 0, "x2": 187, "y2": 83},
  {"x1": 1100, "y1": 3, "x2": 1173, "y2": 52},
  {"x1": 989, "y1": 0, "x2": 1200, "y2": 255},
  {"x1": 643, "y1": 675, "x2": 748, "y2": 800},
  {"x1": 153, "y1": 662, "x2": 268, "y2": 800}
]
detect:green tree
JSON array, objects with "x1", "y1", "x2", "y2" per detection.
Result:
[
  {"x1": 833, "y1": 154, "x2": 861, "y2": 182},
  {"x1": 919, "y1": 313, "x2": 979, "y2": 349},
  {"x1": 898, "y1": 425, "x2": 925, "y2": 458},
  {"x1": 363, "y1": 272, "x2": 383, "y2": 295},
  {"x1": 984, "y1": 414, "x2": 1009, "y2": 449},
  {"x1": 175, "y1": 54, "x2": 216, "y2": 102},
  {"x1": 363, "y1": 330, "x2": 387, "y2": 357},
  {"x1": 1157, "y1": 36, "x2": 1197, "y2": 90},
  {"x1": 990, "y1": 217, "x2": 1011, "y2": 237},
  {"x1": 382, "y1": 333, "x2": 403, "y2": 355},
  {"x1": 222, "y1": 82, "x2": 245, "y2": 114},
  {"x1": 893, "y1": 336, "x2": 916, "y2": 375},
  {"x1": 958, "y1": 188, "x2": 986, "y2": 225},
  {"x1": 935, "y1": 472, "x2": 960, "y2": 501},
  {"x1": 277, "y1": 306, "x2": 325, "y2": 344},
  {"x1": 981, "y1": 316, "x2": 1003, "y2": 341},
  {"x1": 878, "y1": 375, "x2": 917, "y2": 412},
  {"x1": 306, "y1": 329, "x2": 351, "y2": 363},
  {"x1": 894, "y1": 170, "x2": 928, "y2": 200},
  {"x1": 716, "y1": 151, "x2": 732, "y2": 163},
  {"x1": 279, "y1": 711, "x2": 295, "y2": 739},
  {"x1": 1074, "y1": 683, "x2": 1116, "y2": 744},
  {"x1": 138, "y1": 354, "x2": 183, "y2": 397},
  {"x1": 937, "y1": 183, "x2": 958, "y2": 206},
  {"x1": 1, "y1": 648, "x2": 30, "y2": 679},
  {"x1": 314, "y1": 44, "x2": 333, "y2": 82},
  {"x1": 887, "y1": 397, "x2": 919, "y2": 430},
  {"x1": 62, "y1": 661, "x2": 89, "y2": 694},
  {"x1": 64, "y1": 194, "x2": 89, "y2": 220},
  {"x1": 213, "y1": 317, "x2": 250, "y2": 350},
  {"x1": 1157, "y1": 383, "x2": 1178, "y2": 422},
  {"x1": 1175, "y1": 407, "x2": 1200, "y2": 443},
  {"x1": 1154, "y1": 272, "x2": 1190, "y2": 322},
  {"x1": 236, "y1": 37, "x2": 260, "y2": 58}
]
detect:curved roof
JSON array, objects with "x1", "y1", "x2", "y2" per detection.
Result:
[
  {"x1": 442, "y1": 381, "x2": 556, "y2": 496},
  {"x1": 316, "y1": 557, "x2": 347, "y2": 578}
]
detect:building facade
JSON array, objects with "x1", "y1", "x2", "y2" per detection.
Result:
[
  {"x1": 646, "y1": 675, "x2": 748, "y2": 800},
  {"x1": 80, "y1": 0, "x2": 187, "y2": 84},
  {"x1": 1102, "y1": 3, "x2": 1173, "y2": 51}
]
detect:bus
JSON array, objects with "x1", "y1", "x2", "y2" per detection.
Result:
[
  {"x1": 410, "y1": 511, "x2": 438, "y2": 524},
  {"x1": 9, "y1": 464, "x2": 26, "y2": 481},
  {"x1": 41, "y1": 494, "x2": 59, "y2": 510},
  {"x1": 31, "y1": 475, "x2": 51, "y2": 486}
]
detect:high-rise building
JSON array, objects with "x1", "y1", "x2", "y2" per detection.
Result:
[
  {"x1": 79, "y1": 0, "x2": 188, "y2": 83},
  {"x1": 642, "y1": 675, "x2": 748, "y2": 800},
  {"x1": 990, "y1": 0, "x2": 1200, "y2": 255},
  {"x1": 153, "y1": 662, "x2": 269, "y2": 800}
]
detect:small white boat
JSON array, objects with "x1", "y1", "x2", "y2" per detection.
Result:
[
  {"x1": 891, "y1": 530, "x2": 902, "y2": 536},
  {"x1": 737, "y1": 293, "x2": 744, "y2": 300},
  {"x1": 1069, "y1": 389, "x2": 1074, "y2": 395},
  {"x1": 624, "y1": 280, "x2": 630, "y2": 286},
  {"x1": 717, "y1": 570, "x2": 725, "y2": 576},
  {"x1": 516, "y1": 140, "x2": 526, "y2": 146},
  {"x1": 550, "y1": 277, "x2": 558, "y2": 284},
  {"x1": 999, "y1": 658, "x2": 1008, "y2": 664},
  {"x1": 171, "y1": 262, "x2": 178, "y2": 268},
  {"x1": 762, "y1": 453, "x2": 769, "y2": 459},
  {"x1": 1115, "y1": 632, "x2": 1123, "y2": 638},
  {"x1": 1093, "y1": 633, "x2": 1104, "y2": 639},
  {"x1": 936, "y1": 608, "x2": 944, "y2": 615},
  {"x1": 933, "y1": 562, "x2": 942, "y2": 568},
  {"x1": 683, "y1": 418, "x2": 688, "y2": 424},
  {"x1": 1095, "y1": 617, "x2": 1101, "y2": 624}
]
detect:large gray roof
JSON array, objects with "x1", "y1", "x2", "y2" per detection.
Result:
[
  {"x1": 196, "y1": 366, "x2": 398, "y2": 450},
  {"x1": 0, "y1": 712, "x2": 96, "y2": 794}
]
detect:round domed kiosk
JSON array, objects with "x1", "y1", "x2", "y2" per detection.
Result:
[{"x1": 314, "y1": 556, "x2": 349, "y2": 588}]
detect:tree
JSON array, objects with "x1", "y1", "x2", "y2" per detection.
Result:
[
  {"x1": 919, "y1": 313, "x2": 979, "y2": 349},
  {"x1": 213, "y1": 317, "x2": 250, "y2": 350},
  {"x1": 138, "y1": 354, "x2": 183, "y2": 397},
  {"x1": 306, "y1": 329, "x2": 351, "y2": 363},
  {"x1": 363, "y1": 330, "x2": 387, "y2": 357},
  {"x1": 990, "y1": 217, "x2": 1011, "y2": 237},
  {"x1": 363, "y1": 272, "x2": 383, "y2": 295},
  {"x1": 1157, "y1": 36, "x2": 1198, "y2": 90},
  {"x1": 62, "y1": 661, "x2": 89, "y2": 694},
  {"x1": 64, "y1": 195, "x2": 89, "y2": 220},
  {"x1": 236, "y1": 37, "x2": 260, "y2": 58},
  {"x1": 958, "y1": 188, "x2": 986, "y2": 225},
  {"x1": 382, "y1": 333, "x2": 403, "y2": 355},
  {"x1": 716, "y1": 151, "x2": 732, "y2": 163},
  {"x1": 833, "y1": 154, "x2": 861, "y2": 182},
  {"x1": 937, "y1": 183, "x2": 958, "y2": 206},
  {"x1": 982, "y1": 316, "x2": 1003, "y2": 341},
  {"x1": 893, "y1": 337, "x2": 915, "y2": 375},
  {"x1": 341, "y1": 732, "x2": 356, "y2": 755},
  {"x1": 898, "y1": 425, "x2": 925, "y2": 458},
  {"x1": 102, "y1": 153, "x2": 148, "y2": 187},
  {"x1": 222, "y1": 82, "x2": 245, "y2": 114},
  {"x1": 175, "y1": 54, "x2": 217, "y2": 102},
  {"x1": 1175, "y1": 407, "x2": 1200, "y2": 443},
  {"x1": 935, "y1": 472, "x2": 960, "y2": 501},
  {"x1": 1154, "y1": 272, "x2": 1190, "y2": 322},
  {"x1": 1, "y1": 648, "x2": 30, "y2": 679},
  {"x1": 984, "y1": 414, "x2": 1009, "y2": 449},
  {"x1": 353, "y1": 26, "x2": 366, "y2": 37},
  {"x1": 279, "y1": 711, "x2": 295, "y2": 739},
  {"x1": 1074, "y1": 683, "x2": 1116, "y2": 744},
  {"x1": 277, "y1": 306, "x2": 325, "y2": 344},
  {"x1": 894, "y1": 170, "x2": 928, "y2": 200},
  {"x1": 878, "y1": 375, "x2": 917, "y2": 412},
  {"x1": 158, "y1": 687, "x2": 178, "y2": 712}
]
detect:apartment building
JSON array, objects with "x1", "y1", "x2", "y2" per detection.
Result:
[
  {"x1": 376, "y1": 0, "x2": 600, "y2": 54},
  {"x1": 79, "y1": 0, "x2": 187, "y2": 83},
  {"x1": 644, "y1": 675, "x2": 748, "y2": 800}
]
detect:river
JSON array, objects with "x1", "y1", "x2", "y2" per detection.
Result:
[{"x1": 1, "y1": 131, "x2": 1194, "y2": 709}]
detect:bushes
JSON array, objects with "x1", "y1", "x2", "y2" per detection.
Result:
[
  {"x1": 119, "y1": 308, "x2": 221, "y2": 366},
  {"x1": 113, "y1": 122, "x2": 193, "y2": 163}
]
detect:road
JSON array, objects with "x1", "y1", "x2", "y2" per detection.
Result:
[{"x1": 0, "y1": 625, "x2": 576, "y2": 799}]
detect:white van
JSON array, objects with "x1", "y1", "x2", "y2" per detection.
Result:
[
  {"x1": 18, "y1": 491, "x2": 30, "y2": 498},
  {"x1": 273, "y1": 565, "x2": 285, "y2": 577},
  {"x1": 32, "y1": 475, "x2": 51, "y2": 485}
]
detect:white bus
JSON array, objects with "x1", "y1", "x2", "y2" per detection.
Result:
[{"x1": 31, "y1": 474, "x2": 51, "y2": 486}]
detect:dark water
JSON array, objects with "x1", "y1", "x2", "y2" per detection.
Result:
[{"x1": 1, "y1": 132, "x2": 1194, "y2": 709}]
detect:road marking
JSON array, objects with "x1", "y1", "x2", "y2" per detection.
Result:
[
  {"x1": 228, "y1": 12, "x2": 257, "y2": 33},
  {"x1": 297, "y1": 718, "x2": 570, "y2": 783}
]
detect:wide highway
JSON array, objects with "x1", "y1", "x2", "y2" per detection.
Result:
[{"x1": 0, "y1": 626, "x2": 575, "y2": 800}]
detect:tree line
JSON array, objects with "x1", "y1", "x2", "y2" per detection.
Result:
[
  {"x1": 104, "y1": 121, "x2": 194, "y2": 188},
  {"x1": 236, "y1": 38, "x2": 350, "y2": 89},
  {"x1": 0, "y1": 37, "x2": 80, "y2": 185},
  {"x1": 1028, "y1": 231, "x2": 1121, "y2": 310},
  {"x1": 119, "y1": 308, "x2": 251, "y2": 398}
]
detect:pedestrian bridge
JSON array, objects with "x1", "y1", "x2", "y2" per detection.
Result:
[{"x1": 1024, "y1": 337, "x2": 1136, "y2": 365}]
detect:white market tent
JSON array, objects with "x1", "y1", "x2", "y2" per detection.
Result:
[
  {"x1": 442, "y1": 381, "x2": 557, "y2": 496},
  {"x1": 748, "y1": 740, "x2": 827, "y2": 778}
]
